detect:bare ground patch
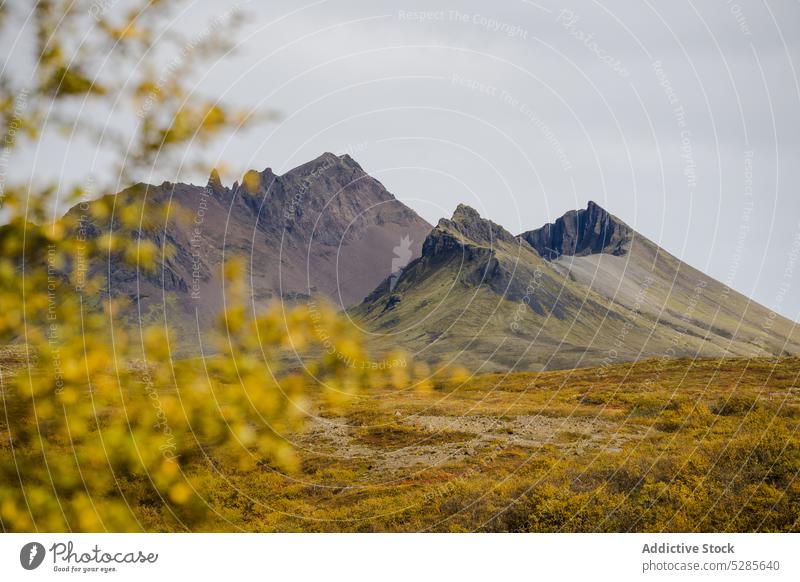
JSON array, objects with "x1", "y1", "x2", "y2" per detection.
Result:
[{"x1": 299, "y1": 413, "x2": 639, "y2": 472}]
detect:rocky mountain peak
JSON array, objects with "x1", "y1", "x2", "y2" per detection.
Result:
[
  {"x1": 520, "y1": 201, "x2": 632, "y2": 259},
  {"x1": 282, "y1": 152, "x2": 365, "y2": 182},
  {"x1": 439, "y1": 204, "x2": 517, "y2": 246},
  {"x1": 451, "y1": 203, "x2": 482, "y2": 224},
  {"x1": 206, "y1": 168, "x2": 225, "y2": 194},
  {"x1": 231, "y1": 154, "x2": 407, "y2": 237},
  {"x1": 421, "y1": 205, "x2": 517, "y2": 262}
]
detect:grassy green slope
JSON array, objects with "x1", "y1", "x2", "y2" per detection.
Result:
[
  {"x1": 353, "y1": 206, "x2": 703, "y2": 371},
  {"x1": 352, "y1": 204, "x2": 799, "y2": 372}
]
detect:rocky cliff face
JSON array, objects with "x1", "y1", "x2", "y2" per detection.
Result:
[
  {"x1": 521, "y1": 201, "x2": 632, "y2": 259},
  {"x1": 416, "y1": 204, "x2": 541, "y2": 304},
  {"x1": 433, "y1": 204, "x2": 519, "y2": 248}
]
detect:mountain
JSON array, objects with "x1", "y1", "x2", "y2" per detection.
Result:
[
  {"x1": 521, "y1": 201, "x2": 800, "y2": 361},
  {"x1": 61, "y1": 153, "x2": 799, "y2": 370},
  {"x1": 66, "y1": 153, "x2": 431, "y2": 347},
  {"x1": 352, "y1": 202, "x2": 800, "y2": 372}
]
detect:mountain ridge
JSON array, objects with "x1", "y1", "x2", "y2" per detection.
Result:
[
  {"x1": 63, "y1": 153, "x2": 432, "y2": 352},
  {"x1": 52, "y1": 153, "x2": 799, "y2": 368},
  {"x1": 353, "y1": 201, "x2": 800, "y2": 371}
]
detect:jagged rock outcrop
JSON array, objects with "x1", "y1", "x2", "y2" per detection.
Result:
[
  {"x1": 521, "y1": 200, "x2": 632, "y2": 259},
  {"x1": 207, "y1": 168, "x2": 223, "y2": 192},
  {"x1": 438, "y1": 204, "x2": 519, "y2": 247}
]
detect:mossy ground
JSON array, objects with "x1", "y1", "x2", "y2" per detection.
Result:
[
  {"x1": 3, "y1": 350, "x2": 798, "y2": 531},
  {"x1": 150, "y1": 356, "x2": 800, "y2": 532}
]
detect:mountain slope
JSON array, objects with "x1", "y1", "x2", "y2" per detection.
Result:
[
  {"x1": 352, "y1": 203, "x2": 800, "y2": 372},
  {"x1": 66, "y1": 153, "x2": 431, "y2": 348},
  {"x1": 352, "y1": 204, "x2": 661, "y2": 371},
  {"x1": 521, "y1": 202, "x2": 800, "y2": 359}
]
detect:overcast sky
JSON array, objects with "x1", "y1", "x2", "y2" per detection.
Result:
[{"x1": 6, "y1": 0, "x2": 800, "y2": 321}]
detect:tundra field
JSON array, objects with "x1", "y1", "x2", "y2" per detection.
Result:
[{"x1": 4, "y1": 348, "x2": 796, "y2": 532}]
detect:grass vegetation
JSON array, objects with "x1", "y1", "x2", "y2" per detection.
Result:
[
  {"x1": 222, "y1": 356, "x2": 800, "y2": 532},
  {"x1": 6, "y1": 353, "x2": 794, "y2": 532}
]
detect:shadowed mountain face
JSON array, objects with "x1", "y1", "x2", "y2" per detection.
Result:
[
  {"x1": 521, "y1": 200, "x2": 632, "y2": 259},
  {"x1": 353, "y1": 202, "x2": 800, "y2": 372},
  {"x1": 67, "y1": 153, "x2": 431, "y2": 348}
]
